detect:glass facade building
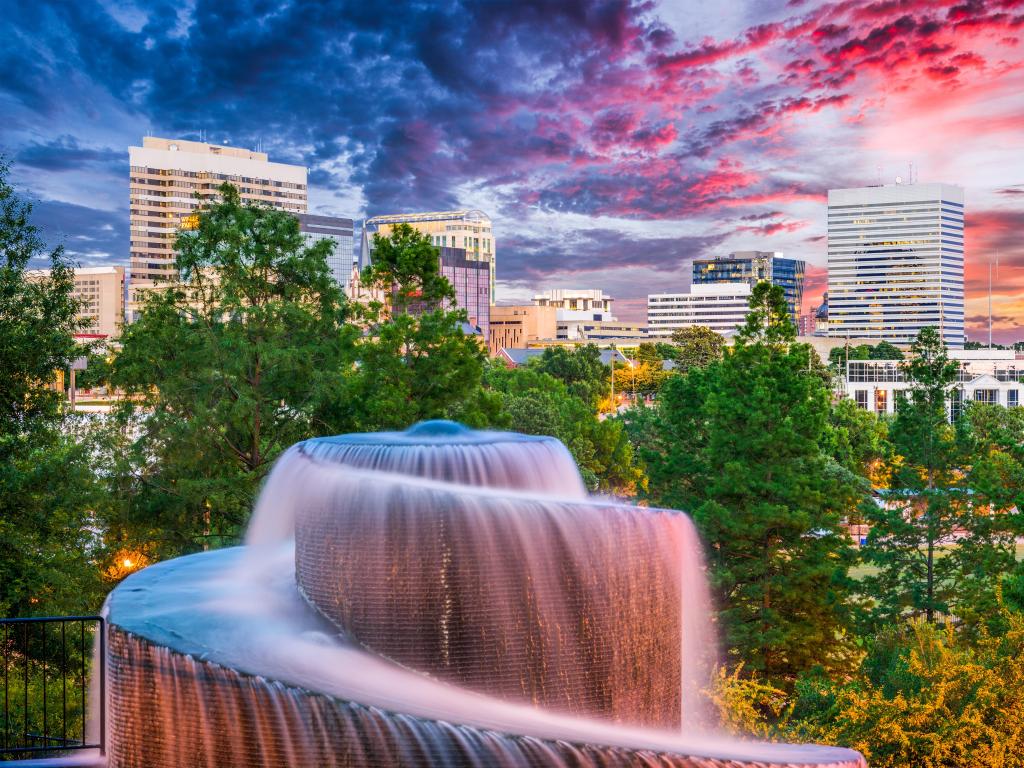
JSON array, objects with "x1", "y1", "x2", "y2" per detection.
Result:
[
  {"x1": 298, "y1": 214, "x2": 355, "y2": 292},
  {"x1": 691, "y1": 251, "x2": 805, "y2": 324},
  {"x1": 438, "y1": 247, "x2": 491, "y2": 337},
  {"x1": 826, "y1": 183, "x2": 965, "y2": 347}
]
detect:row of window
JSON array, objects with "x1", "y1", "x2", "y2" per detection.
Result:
[
  {"x1": 130, "y1": 167, "x2": 305, "y2": 189},
  {"x1": 853, "y1": 388, "x2": 1019, "y2": 412}
]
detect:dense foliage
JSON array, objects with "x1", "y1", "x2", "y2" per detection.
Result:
[
  {"x1": 643, "y1": 284, "x2": 866, "y2": 680},
  {"x1": 0, "y1": 163, "x2": 102, "y2": 616}
]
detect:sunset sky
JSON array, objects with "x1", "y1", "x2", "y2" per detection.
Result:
[{"x1": 2, "y1": 0, "x2": 1022, "y2": 341}]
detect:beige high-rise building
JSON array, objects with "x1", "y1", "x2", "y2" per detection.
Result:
[
  {"x1": 27, "y1": 265, "x2": 125, "y2": 339},
  {"x1": 363, "y1": 210, "x2": 495, "y2": 301},
  {"x1": 128, "y1": 137, "x2": 307, "y2": 317}
]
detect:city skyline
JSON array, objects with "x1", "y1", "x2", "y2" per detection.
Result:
[{"x1": 2, "y1": 0, "x2": 1022, "y2": 341}]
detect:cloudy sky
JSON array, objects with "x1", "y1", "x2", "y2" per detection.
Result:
[{"x1": 2, "y1": 0, "x2": 1023, "y2": 340}]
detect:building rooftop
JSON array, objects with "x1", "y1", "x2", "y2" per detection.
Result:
[{"x1": 365, "y1": 210, "x2": 490, "y2": 225}]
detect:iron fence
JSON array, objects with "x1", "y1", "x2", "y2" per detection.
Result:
[{"x1": 0, "y1": 616, "x2": 104, "y2": 760}]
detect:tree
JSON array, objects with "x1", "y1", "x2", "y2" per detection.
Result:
[
  {"x1": 948, "y1": 402, "x2": 1024, "y2": 634},
  {"x1": 338, "y1": 223, "x2": 502, "y2": 431},
  {"x1": 870, "y1": 341, "x2": 904, "y2": 360},
  {"x1": 107, "y1": 184, "x2": 355, "y2": 556},
  {"x1": 483, "y1": 361, "x2": 644, "y2": 494},
  {"x1": 633, "y1": 342, "x2": 664, "y2": 366},
  {"x1": 710, "y1": 617, "x2": 1024, "y2": 768},
  {"x1": 0, "y1": 161, "x2": 102, "y2": 615},
  {"x1": 359, "y1": 222, "x2": 455, "y2": 313},
  {"x1": 612, "y1": 360, "x2": 671, "y2": 398},
  {"x1": 669, "y1": 325, "x2": 726, "y2": 372},
  {"x1": 648, "y1": 283, "x2": 864, "y2": 681},
  {"x1": 861, "y1": 327, "x2": 964, "y2": 627},
  {"x1": 530, "y1": 344, "x2": 609, "y2": 408}
]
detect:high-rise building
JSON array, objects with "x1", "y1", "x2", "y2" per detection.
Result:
[
  {"x1": 826, "y1": 183, "x2": 965, "y2": 347},
  {"x1": 531, "y1": 289, "x2": 616, "y2": 340},
  {"x1": 691, "y1": 250, "x2": 805, "y2": 324},
  {"x1": 647, "y1": 283, "x2": 752, "y2": 337},
  {"x1": 27, "y1": 265, "x2": 126, "y2": 339},
  {"x1": 128, "y1": 137, "x2": 307, "y2": 288},
  {"x1": 298, "y1": 214, "x2": 355, "y2": 292},
  {"x1": 362, "y1": 210, "x2": 495, "y2": 301}
]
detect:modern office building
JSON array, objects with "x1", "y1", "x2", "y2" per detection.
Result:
[
  {"x1": 647, "y1": 283, "x2": 753, "y2": 337},
  {"x1": 532, "y1": 289, "x2": 616, "y2": 340},
  {"x1": 298, "y1": 214, "x2": 355, "y2": 292},
  {"x1": 363, "y1": 210, "x2": 495, "y2": 301},
  {"x1": 826, "y1": 182, "x2": 965, "y2": 347},
  {"x1": 844, "y1": 349, "x2": 1022, "y2": 419},
  {"x1": 692, "y1": 251, "x2": 805, "y2": 323},
  {"x1": 488, "y1": 304, "x2": 558, "y2": 355},
  {"x1": 438, "y1": 247, "x2": 490, "y2": 336},
  {"x1": 27, "y1": 265, "x2": 126, "y2": 339},
  {"x1": 128, "y1": 136, "x2": 307, "y2": 290}
]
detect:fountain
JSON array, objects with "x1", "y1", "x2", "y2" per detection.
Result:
[{"x1": 102, "y1": 421, "x2": 865, "y2": 767}]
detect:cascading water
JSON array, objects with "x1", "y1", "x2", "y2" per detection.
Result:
[{"x1": 101, "y1": 421, "x2": 866, "y2": 768}]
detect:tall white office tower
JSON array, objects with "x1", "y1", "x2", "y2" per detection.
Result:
[{"x1": 826, "y1": 182, "x2": 965, "y2": 347}]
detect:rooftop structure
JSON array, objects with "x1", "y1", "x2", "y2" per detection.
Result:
[{"x1": 692, "y1": 251, "x2": 805, "y2": 324}]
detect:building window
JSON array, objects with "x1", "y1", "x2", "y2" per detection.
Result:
[
  {"x1": 874, "y1": 389, "x2": 888, "y2": 413},
  {"x1": 1009, "y1": 389, "x2": 1019, "y2": 407},
  {"x1": 950, "y1": 388, "x2": 964, "y2": 421},
  {"x1": 973, "y1": 389, "x2": 998, "y2": 405},
  {"x1": 854, "y1": 390, "x2": 868, "y2": 410}
]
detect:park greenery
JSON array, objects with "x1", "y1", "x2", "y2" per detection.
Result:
[{"x1": 4, "y1": 170, "x2": 1024, "y2": 765}]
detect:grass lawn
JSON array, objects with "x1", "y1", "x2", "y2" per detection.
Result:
[{"x1": 848, "y1": 539, "x2": 1024, "y2": 581}]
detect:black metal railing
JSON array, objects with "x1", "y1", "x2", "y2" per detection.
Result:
[{"x1": 0, "y1": 616, "x2": 104, "y2": 760}]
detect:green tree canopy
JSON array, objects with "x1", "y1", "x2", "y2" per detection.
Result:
[
  {"x1": 0, "y1": 162, "x2": 101, "y2": 615},
  {"x1": 645, "y1": 284, "x2": 865, "y2": 681},
  {"x1": 529, "y1": 344, "x2": 610, "y2": 408},
  {"x1": 669, "y1": 325, "x2": 726, "y2": 372},
  {"x1": 861, "y1": 327, "x2": 966, "y2": 627},
  {"x1": 483, "y1": 361, "x2": 643, "y2": 494},
  {"x1": 107, "y1": 184, "x2": 355, "y2": 555}
]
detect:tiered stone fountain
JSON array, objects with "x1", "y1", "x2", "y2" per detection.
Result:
[{"x1": 102, "y1": 421, "x2": 865, "y2": 768}]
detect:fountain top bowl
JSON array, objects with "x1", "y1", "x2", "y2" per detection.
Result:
[{"x1": 303, "y1": 420, "x2": 561, "y2": 448}]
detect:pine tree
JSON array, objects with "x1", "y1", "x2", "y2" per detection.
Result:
[
  {"x1": 861, "y1": 327, "x2": 964, "y2": 626},
  {"x1": 651, "y1": 283, "x2": 864, "y2": 681}
]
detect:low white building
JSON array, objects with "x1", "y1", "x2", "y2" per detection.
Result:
[
  {"x1": 844, "y1": 349, "x2": 1023, "y2": 418},
  {"x1": 647, "y1": 283, "x2": 752, "y2": 338},
  {"x1": 532, "y1": 289, "x2": 616, "y2": 340}
]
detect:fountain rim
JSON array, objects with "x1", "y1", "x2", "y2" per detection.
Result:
[
  {"x1": 301, "y1": 419, "x2": 566, "y2": 449},
  {"x1": 285, "y1": 443, "x2": 681, "y2": 511}
]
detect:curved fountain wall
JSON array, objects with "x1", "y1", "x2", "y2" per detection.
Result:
[{"x1": 103, "y1": 421, "x2": 867, "y2": 768}]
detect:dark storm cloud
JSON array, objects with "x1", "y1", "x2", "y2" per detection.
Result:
[
  {"x1": 27, "y1": 199, "x2": 129, "y2": 266},
  {"x1": 498, "y1": 229, "x2": 729, "y2": 283},
  {"x1": 0, "y1": 0, "x2": 1022, "y2": 304},
  {"x1": 17, "y1": 136, "x2": 123, "y2": 174}
]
